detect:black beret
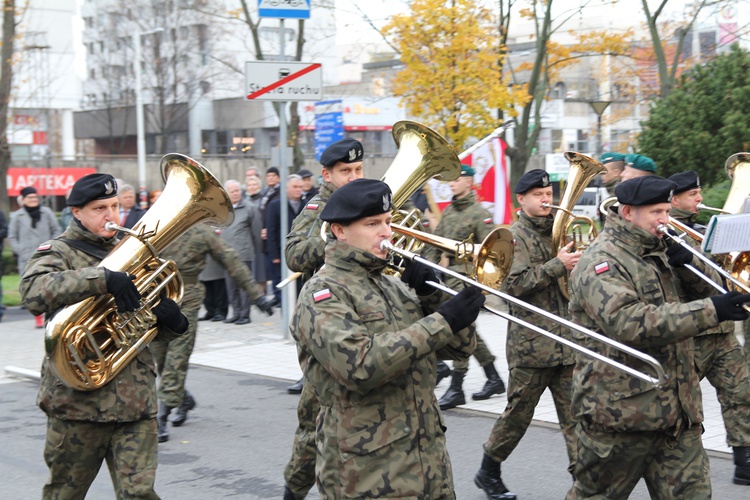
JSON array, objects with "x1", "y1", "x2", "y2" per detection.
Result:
[
  {"x1": 668, "y1": 170, "x2": 701, "y2": 194},
  {"x1": 20, "y1": 186, "x2": 37, "y2": 197},
  {"x1": 514, "y1": 169, "x2": 551, "y2": 194},
  {"x1": 297, "y1": 168, "x2": 313, "y2": 178},
  {"x1": 319, "y1": 138, "x2": 364, "y2": 167},
  {"x1": 67, "y1": 173, "x2": 118, "y2": 207},
  {"x1": 615, "y1": 176, "x2": 676, "y2": 206},
  {"x1": 320, "y1": 179, "x2": 392, "y2": 224},
  {"x1": 266, "y1": 167, "x2": 280, "y2": 176}
]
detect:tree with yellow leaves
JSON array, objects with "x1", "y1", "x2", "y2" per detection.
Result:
[{"x1": 383, "y1": 0, "x2": 528, "y2": 148}]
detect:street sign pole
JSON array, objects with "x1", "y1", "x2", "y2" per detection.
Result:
[{"x1": 277, "y1": 18, "x2": 293, "y2": 331}]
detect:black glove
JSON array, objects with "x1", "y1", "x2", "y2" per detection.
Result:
[
  {"x1": 437, "y1": 286, "x2": 485, "y2": 333},
  {"x1": 105, "y1": 269, "x2": 141, "y2": 313},
  {"x1": 254, "y1": 296, "x2": 275, "y2": 316},
  {"x1": 400, "y1": 258, "x2": 437, "y2": 295},
  {"x1": 153, "y1": 295, "x2": 189, "y2": 334},
  {"x1": 710, "y1": 291, "x2": 750, "y2": 322},
  {"x1": 665, "y1": 242, "x2": 693, "y2": 268}
]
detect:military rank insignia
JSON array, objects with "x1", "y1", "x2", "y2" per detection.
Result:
[
  {"x1": 313, "y1": 289, "x2": 332, "y2": 303},
  {"x1": 305, "y1": 203, "x2": 319, "y2": 211},
  {"x1": 594, "y1": 262, "x2": 610, "y2": 275}
]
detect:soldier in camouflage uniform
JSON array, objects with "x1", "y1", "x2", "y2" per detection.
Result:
[
  {"x1": 282, "y1": 138, "x2": 365, "y2": 500},
  {"x1": 668, "y1": 170, "x2": 750, "y2": 485},
  {"x1": 566, "y1": 176, "x2": 750, "y2": 498},
  {"x1": 422, "y1": 164, "x2": 506, "y2": 410},
  {"x1": 19, "y1": 173, "x2": 189, "y2": 500},
  {"x1": 474, "y1": 169, "x2": 581, "y2": 500},
  {"x1": 149, "y1": 223, "x2": 274, "y2": 443},
  {"x1": 599, "y1": 152, "x2": 625, "y2": 197},
  {"x1": 292, "y1": 179, "x2": 483, "y2": 498}
]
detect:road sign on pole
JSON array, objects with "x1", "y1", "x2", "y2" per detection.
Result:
[
  {"x1": 258, "y1": 0, "x2": 310, "y2": 19},
  {"x1": 244, "y1": 61, "x2": 323, "y2": 101}
]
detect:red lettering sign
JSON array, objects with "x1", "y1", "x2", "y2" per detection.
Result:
[{"x1": 7, "y1": 167, "x2": 98, "y2": 196}]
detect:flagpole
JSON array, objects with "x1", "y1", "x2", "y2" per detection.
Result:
[{"x1": 457, "y1": 120, "x2": 515, "y2": 160}]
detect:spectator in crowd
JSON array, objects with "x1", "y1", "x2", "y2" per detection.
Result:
[
  {"x1": 59, "y1": 188, "x2": 74, "y2": 229},
  {"x1": 266, "y1": 174, "x2": 305, "y2": 304},
  {"x1": 298, "y1": 169, "x2": 318, "y2": 204},
  {"x1": 118, "y1": 184, "x2": 147, "y2": 229},
  {"x1": 221, "y1": 179, "x2": 264, "y2": 324},
  {"x1": 8, "y1": 186, "x2": 62, "y2": 328},
  {"x1": 244, "y1": 174, "x2": 267, "y2": 295}
]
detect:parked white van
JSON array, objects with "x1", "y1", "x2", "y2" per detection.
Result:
[{"x1": 572, "y1": 187, "x2": 609, "y2": 221}]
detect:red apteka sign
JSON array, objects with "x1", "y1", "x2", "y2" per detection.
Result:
[{"x1": 7, "y1": 167, "x2": 98, "y2": 196}]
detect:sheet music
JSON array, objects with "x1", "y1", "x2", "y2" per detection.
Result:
[{"x1": 702, "y1": 213, "x2": 750, "y2": 254}]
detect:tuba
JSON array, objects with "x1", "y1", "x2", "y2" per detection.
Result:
[
  {"x1": 45, "y1": 154, "x2": 234, "y2": 391},
  {"x1": 550, "y1": 152, "x2": 607, "y2": 298},
  {"x1": 723, "y1": 153, "x2": 750, "y2": 291}
]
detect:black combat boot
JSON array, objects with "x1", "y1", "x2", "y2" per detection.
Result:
[
  {"x1": 283, "y1": 485, "x2": 300, "y2": 499},
  {"x1": 436, "y1": 361, "x2": 452, "y2": 386},
  {"x1": 474, "y1": 454, "x2": 517, "y2": 500},
  {"x1": 171, "y1": 390, "x2": 196, "y2": 427},
  {"x1": 733, "y1": 446, "x2": 750, "y2": 485},
  {"x1": 287, "y1": 378, "x2": 304, "y2": 395},
  {"x1": 472, "y1": 363, "x2": 506, "y2": 401},
  {"x1": 157, "y1": 402, "x2": 173, "y2": 443},
  {"x1": 439, "y1": 371, "x2": 466, "y2": 410}
]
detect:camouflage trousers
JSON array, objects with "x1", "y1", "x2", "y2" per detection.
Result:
[
  {"x1": 283, "y1": 380, "x2": 319, "y2": 497},
  {"x1": 566, "y1": 422, "x2": 710, "y2": 499},
  {"x1": 694, "y1": 332, "x2": 750, "y2": 446},
  {"x1": 452, "y1": 331, "x2": 495, "y2": 374},
  {"x1": 42, "y1": 416, "x2": 159, "y2": 500},
  {"x1": 484, "y1": 364, "x2": 576, "y2": 471},
  {"x1": 149, "y1": 285, "x2": 202, "y2": 408}
]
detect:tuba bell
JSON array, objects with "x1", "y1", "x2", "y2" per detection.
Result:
[
  {"x1": 549, "y1": 152, "x2": 607, "y2": 298},
  {"x1": 45, "y1": 154, "x2": 234, "y2": 391}
]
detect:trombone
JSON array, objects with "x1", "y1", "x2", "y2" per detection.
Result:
[{"x1": 381, "y1": 234, "x2": 668, "y2": 388}]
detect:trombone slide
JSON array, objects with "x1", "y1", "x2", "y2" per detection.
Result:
[{"x1": 381, "y1": 241, "x2": 668, "y2": 387}]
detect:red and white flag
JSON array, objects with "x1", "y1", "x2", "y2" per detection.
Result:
[{"x1": 427, "y1": 137, "x2": 513, "y2": 224}]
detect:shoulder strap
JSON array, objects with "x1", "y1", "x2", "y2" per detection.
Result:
[{"x1": 58, "y1": 238, "x2": 111, "y2": 261}]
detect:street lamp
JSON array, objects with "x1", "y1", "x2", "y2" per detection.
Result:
[
  {"x1": 588, "y1": 100, "x2": 611, "y2": 157},
  {"x1": 134, "y1": 28, "x2": 164, "y2": 208}
]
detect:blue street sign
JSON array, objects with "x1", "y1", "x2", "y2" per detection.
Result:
[
  {"x1": 258, "y1": 0, "x2": 311, "y2": 19},
  {"x1": 314, "y1": 100, "x2": 344, "y2": 162}
]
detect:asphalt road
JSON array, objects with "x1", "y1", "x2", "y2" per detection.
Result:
[{"x1": 0, "y1": 366, "x2": 743, "y2": 499}]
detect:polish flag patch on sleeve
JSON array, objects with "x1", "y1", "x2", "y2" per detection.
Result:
[
  {"x1": 36, "y1": 244, "x2": 52, "y2": 251},
  {"x1": 313, "y1": 289, "x2": 332, "y2": 303},
  {"x1": 483, "y1": 217, "x2": 493, "y2": 224},
  {"x1": 305, "y1": 203, "x2": 319, "y2": 211},
  {"x1": 594, "y1": 262, "x2": 610, "y2": 275}
]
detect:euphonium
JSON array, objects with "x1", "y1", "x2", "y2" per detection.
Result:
[
  {"x1": 550, "y1": 151, "x2": 606, "y2": 298},
  {"x1": 45, "y1": 154, "x2": 234, "y2": 391},
  {"x1": 723, "y1": 153, "x2": 750, "y2": 292}
]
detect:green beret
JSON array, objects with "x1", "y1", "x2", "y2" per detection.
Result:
[
  {"x1": 668, "y1": 171, "x2": 701, "y2": 194},
  {"x1": 626, "y1": 154, "x2": 657, "y2": 173},
  {"x1": 320, "y1": 179, "x2": 392, "y2": 223},
  {"x1": 615, "y1": 176, "x2": 676, "y2": 206},
  {"x1": 460, "y1": 164, "x2": 475, "y2": 177},
  {"x1": 67, "y1": 173, "x2": 118, "y2": 207},
  {"x1": 514, "y1": 169, "x2": 551, "y2": 194},
  {"x1": 600, "y1": 152, "x2": 626, "y2": 165},
  {"x1": 319, "y1": 138, "x2": 364, "y2": 167}
]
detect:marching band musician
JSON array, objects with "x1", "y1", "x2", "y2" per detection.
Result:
[
  {"x1": 668, "y1": 170, "x2": 750, "y2": 485},
  {"x1": 291, "y1": 178, "x2": 482, "y2": 498},
  {"x1": 422, "y1": 164, "x2": 506, "y2": 410},
  {"x1": 566, "y1": 176, "x2": 750, "y2": 498},
  {"x1": 475, "y1": 169, "x2": 580, "y2": 500},
  {"x1": 19, "y1": 173, "x2": 189, "y2": 499},
  {"x1": 282, "y1": 138, "x2": 365, "y2": 499}
]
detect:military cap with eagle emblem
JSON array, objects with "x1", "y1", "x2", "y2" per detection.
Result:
[
  {"x1": 319, "y1": 138, "x2": 364, "y2": 168},
  {"x1": 513, "y1": 169, "x2": 551, "y2": 194},
  {"x1": 668, "y1": 170, "x2": 701, "y2": 194},
  {"x1": 66, "y1": 173, "x2": 119, "y2": 207},
  {"x1": 319, "y1": 178, "x2": 392, "y2": 224},
  {"x1": 615, "y1": 176, "x2": 677, "y2": 206}
]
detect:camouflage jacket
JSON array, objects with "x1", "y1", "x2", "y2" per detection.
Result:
[
  {"x1": 284, "y1": 181, "x2": 335, "y2": 279},
  {"x1": 19, "y1": 221, "x2": 163, "y2": 422},
  {"x1": 671, "y1": 206, "x2": 733, "y2": 336},
  {"x1": 568, "y1": 209, "x2": 721, "y2": 433},
  {"x1": 291, "y1": 240, "x2": 476, "y2": 499},
  {"x1": 503, "y1": 211, "x2": 574, "y2": 368},
  {"x1": 162, "y1": 223, "x2": 263, "y2": 312},
  {"x1": 422, "y1": 191, "x2": 494, "y2": 282}
]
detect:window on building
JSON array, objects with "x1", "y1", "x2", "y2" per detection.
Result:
[
  {"x1": 551, "y1": 82, "x2": 566, "y2": 99},
  {"x1": 610, "y1": 130, "x2": 632, "y2": 152},
  {"x1": 90, "y1": 68, "x2": 96, "y2": 79},
  {"x1": 574, "y1": 130, "x2": 589, "y2": 153},
  {"x1": 215, "y1": 131, "x2": 228, "y2": 154}
]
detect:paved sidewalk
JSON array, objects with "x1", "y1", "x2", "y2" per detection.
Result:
[{"x1": 0, "y1": 299, "x2": 735, "y2": 456}]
